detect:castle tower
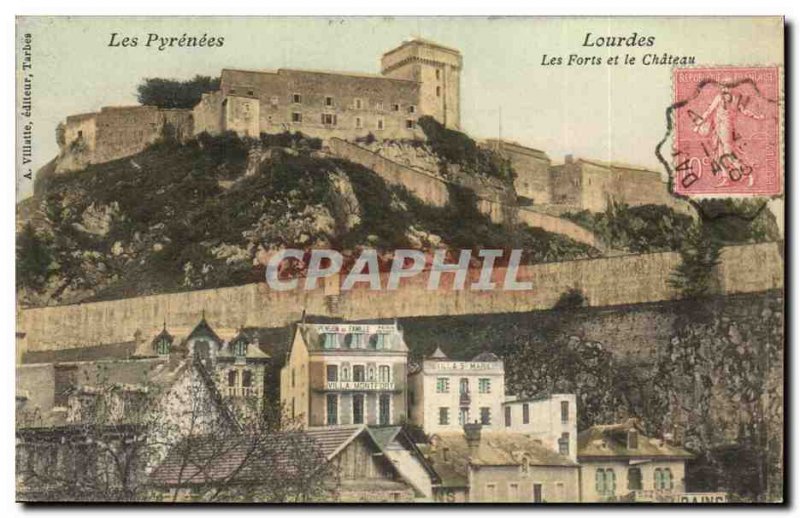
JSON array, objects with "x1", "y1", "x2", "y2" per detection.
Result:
[{"x1": 380, "y1": 38, "x2": 462, "y2": 130}]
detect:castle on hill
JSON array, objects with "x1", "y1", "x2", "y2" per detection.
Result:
[{"x1": 52, "y1": 37, "x2": 686, "y2": 216}]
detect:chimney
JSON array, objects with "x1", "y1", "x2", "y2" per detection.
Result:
[
  {"x1": 565, "y1": 154, "x2": 574, "y2": 164},
  {"x1": 464, "y1": 422, "x2": 482, "y2": 455}
]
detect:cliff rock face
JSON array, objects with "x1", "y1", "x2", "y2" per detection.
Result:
[{"x1": 17, "y1": 133, "x2": 596, "y2": 306}]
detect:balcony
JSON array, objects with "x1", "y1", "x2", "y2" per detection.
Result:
[{"x1": 223, "y1": 386, "x2": 258, "y2": 398}]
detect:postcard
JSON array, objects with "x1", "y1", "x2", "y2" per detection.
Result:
[{"x1": 15, "y1": 16, "x2": 784, "y2": 504}]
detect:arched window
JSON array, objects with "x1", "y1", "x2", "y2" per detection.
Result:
[
  {"x1": 521, "y1": 456, "x2": 530, "y2": 474},
  {"x1": 368, "y1": 367, "x2": 375, "y2": 381},
  {"x1": 459, "y1": 378, "x2": 470, "y2": 394}
]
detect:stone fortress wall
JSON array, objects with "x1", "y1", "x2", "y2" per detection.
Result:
[
  {"x1": 484, "y1": 139, "x2": 693, "y2": 216},
  {"x1": 18, "y1": 241, "x2": 783, "y2": 353},
  {"x1": 327, "y1": 138, "x2": 603, "y2": 249},
  {"x1": 52, "y1": 37, "x2": 690, "y2": 226},
  {"x1": 56, "y1": 106, "x2": 194, "y2": 174}
]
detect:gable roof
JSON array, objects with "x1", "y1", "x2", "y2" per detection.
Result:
[
  {"x1": 149, "y1": 431, "x2": 326, "y2": 487},
  {"x1": 150, "y1": 425, "x2": 435, "y2": 493},
  {"x1": 578, "y1": 418, "x2": 693, "y2": 460}
]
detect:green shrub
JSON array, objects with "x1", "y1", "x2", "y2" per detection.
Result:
[
  {"x1": 417, "y1": 116, "x2": 514, "y2": 182},
  {"x1": 136, "y1": 75, "x2": 220, "y2": 109}
]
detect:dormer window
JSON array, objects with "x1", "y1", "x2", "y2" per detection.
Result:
[
  {"x1": 156, "y1": 337, "x2": 170, "y2": 356},
  {"x1": 627, "y1": 430, "x2": 638, "y2": 449},
  {"x1": 232, "y1": 339, "x2": 248, "y2": 358}
]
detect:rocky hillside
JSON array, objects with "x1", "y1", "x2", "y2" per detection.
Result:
[{"x1": 17, "y1": 130, "x2": 597, "y2": 306}]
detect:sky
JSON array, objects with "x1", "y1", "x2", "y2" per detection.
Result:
[{"x1": 16, "y1": 16, "x2": 783, "y2": 202}]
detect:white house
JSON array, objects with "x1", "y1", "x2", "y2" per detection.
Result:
[{"x1": 408, "y1": 347, "x2": 505, "y2": 434}]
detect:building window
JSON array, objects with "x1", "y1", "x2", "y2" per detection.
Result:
[
  {"x1": 406, "y1": 119, "x2": 415, "y2": 129},
  {"x1": 367, "y1": 366, "x2": 375, "y2": 381},
  {"x1": 627, "y1": 467, "x2": 643, "y2": 491},
  {"x1": 533, "y1": 484, "x2": 543, "y2": 503},
  {"x1": 521, "y1": 456, "x2": 530, "y2": 474},
  {"x1": 458, "y1": 407, "x2": 469, "y2": 426},
  {"x1": 480, "y1": 407, "x2": 491, "y2": 425},
  {"x1": 504, "y1": 405, "x2": 511, "y2": 427},
  {"x1": 376, "y1": 101, "x2": 384, "y2": 111},
  {"x1": 326, "y1": 365, "x2": 338, "y2": 382},
  {"x1": 270, "y1": 96, "x2": 279, "y2": 106},
  {"x1": 353, "y1": 394, "x2": 365, "y2": 424},
  {"x1": 291, "y1": 368, "x2": 295, "y2": 388},
  {"x1": 233, "y1": 340, "x2": 247, "y2": 357},
  {"x1": 354, "y1": 98, "x2": 363, "y2": 109},
  {"x1": 291, "y1": 112, "x2": 302, "y2": 123},
  {"x1": 509, "y1": 483, "x2": 519, "y2": 502},
  {"x1": 439, "y1": 407, "x2": 449, "y2": 425},
  {"x1": 596, "y1": 468, "x2": 616, "y2": 496},
  {"x1": 322, "y1": 333, "x2": 339, "y2": 349},
  {"x1": 377, "y1": 118, "x2": 384, "y2": 130},
  {"x1": 156, "y1": 337, "x2": 170, "y2": 356},
  {"x1": 326, "y1": 394, "x2": 338, "y2": 425},
  {"x1": 436, "y1": 378, "x2": 450, "y2": 393},
  {"x1": 379, "y1": 365, "x2": 391, "y2": 383},
  {"x1": 242, "y1": 370, "x2": 252, "y2": 387},
  {"x1": 436, "y1": 86, "x2": 441, "y2": 97},
  {"x1": 355, "y1": 117, "x2": 363, "y2": 129},
  {"x1": 379, "y1": 394, "x2": 391, "y2": 425},
  {"x1": 478, "y1": 378, "x2": 491, "y2": 394},
  {"x1": 558, "y1": 432, "x2": 569, "y2": 456},
  {"x1": 392, "y1": 103, "x2": 400, "y2": 112},
  {"x1": 522, "y1": 403, "x2": 530, "y2": 424},
  {"x1": 655, "y1": 468, "x2": 674, "y2": 490},
  {"x1": 408, "y1": 105, "x2": 416, "y2": 114},
  {"x1": 435, "y1": 69, "x2": 441, "y2": 80},
  {"x1": 292, "y1": 93, "x2": 302, "y2": 104},
  {"x1": 353, "y1": 365, "x2": 365, "y2": 382},
  {"x1": 321, "y1": 113, "x2": 337, "y2": 126},
  {"x1": 459, "y1": 378, "x2": 469, "y2": 394},
  {"x1": 628, "y1": 430, "x2": 638, "y2": 449},
  {"x1": 325, "y1": 96, "x2": 334, "y2": 107},
  {"x1": 561, "y1": 401, "x2": 569, "y2": 423},
  {"x1": 228, "y1": 370, "x2": 238, "y2": 387},
  {"x1": 368, "y1": 333, "x2": 385, "y2": 349}
]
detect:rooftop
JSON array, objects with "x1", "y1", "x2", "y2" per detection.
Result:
[
  {"x1": 421, "y1": 431, "x2": 578, "y2": 488},
  {"x1": 577, "y1": 418, "x2": 694, "y2": 460}
]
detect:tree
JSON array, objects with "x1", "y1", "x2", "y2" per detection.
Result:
[
  {"x1": 136, "y1": 75, "x2": 220, "y2": 109},
  {"x1": 16, "y1": 223, "x2": 53, "y2": 291},
  {"x1": 668, "y1": 222, "x2": 722, "y2": 298}
]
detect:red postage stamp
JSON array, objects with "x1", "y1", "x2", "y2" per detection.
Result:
[{"x1": 672, "y1": 66, "x2": 782, "y2": 197}]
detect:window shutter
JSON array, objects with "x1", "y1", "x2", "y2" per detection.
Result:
[
  {"x1": 595, "y1": 470, "x2": 604, "y2": 493},
  {"x1": 609, "y1": 470, "x2": 616, "y2": 493}
]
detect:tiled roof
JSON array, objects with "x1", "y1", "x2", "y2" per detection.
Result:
[
  {"x1": 577, "y1": 418, "x2": 693, "y2": 459},
  {"x1": 149, "y1": 432, "x2": 327, "y2": 487},
  {"x1": 421, "y1": 432, "x2": 578, "y2": 488}
]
